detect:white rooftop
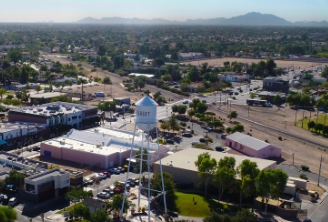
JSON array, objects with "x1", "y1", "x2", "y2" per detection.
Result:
[
  {"x1": 226, "y1": 132, "x2": 269, "y2": 150},
  {"x1": 30, "y1": 92, "x2": 66, "y2": 99},
  {"x1": 0, "y1": 123, "x2": 37, "y2": 133},
  {"x1": 42, "y1": 127, "x2": 165, "y2": 156},
  {"x1": 128, "y1": 73, "x2": 154, "y2": 78}
]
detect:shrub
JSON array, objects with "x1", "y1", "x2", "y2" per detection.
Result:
[
  {"x1": 265, "y1": 139, "x2": 269, "y2": 143},
  {"x1": 278, "y1": 136, "x2": 282, "y2": 141},
  {"x1": 301, "y1": 165, "x2": 309, "y2": 171},
  {"x1": 299, "y1": 174, "x2": 308, "y2": 180},
  {"x1": 204, "y1": 135, "x2": 213, "y2": 143}
]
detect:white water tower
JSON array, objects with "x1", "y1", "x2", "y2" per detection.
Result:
[
  {"x1": 121, "y1": 95, "x2": 167, "y2": 222},
  {"x1": 135, "y1": 95, "x2": 157, "y2": 131}
]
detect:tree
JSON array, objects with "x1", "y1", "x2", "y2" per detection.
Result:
[
  {"x1": 0, "y1": 206, "x2": 17, "y2": 222},
  {"x1": 35, "y1": 85, "x2": 42, "y2": 93},
  {"x1": 162, "y1": 74, "x2": 172, "y2": 82},
  {"x1": 0, "y1": 88, "x2": 6, "y2": 101},
  {"x1": 91, "y1": 209, "x2": 111, "y2": 222},
  {"x1": 143, "y1": 89, "x2": 151, "y2": 95},
  {"x1": 74, "y1": 204, "x2": 91, "y2": 221},
  {"x1": 153, "y1": 91, "x2": 161, "y2": 100},
  {"x1": 226, "y1": 127, "x2": 232, "y2": 134},
  {"x1": 321, "y1": 66, "x2": 328, "y2": 79},
  {"x1": 234, "y1": 209, "x2": 258, "y2": 222},
  {"x1": 5, "y1": 170, "x2": 25, "y2": 188},
  {"x1": 308, "y1": 121, "x2": 316, "y2": 131},
  {"x1": 0, "y1": 179, "x2": 6, "y2": 189},
  {"x1": 266, "y1": 59, "x2": 277, "y2": 75},
  {"x1": 168, "y1": 115, "x2": 180, "y2": 133},
  {"x1": 151, "y1": 172, "x2": 177, "y2": 209},
  {"x1": 273, "y1": 95, "x2": 281, "y2": 104},
  {"x1": 237, "y1": 159, "x2": 259, "y2": 206},
  {"x1": 228, "y1": 111, "x2": 238, "y2": 121},
  {"x1": 315, "y1": 123, "x2": 324, "y2": 133},
  {"x1": 212, "y1": 120, "x2": 223, "y2": 130},
  {"x1": 133, "y1": 76, "x2": 147, "y2": 91},
  {"x1": 188, "y1": 110, "x2": 195, "y2": 120},
  {"x1": 107, "y1": 194, "x2": 130, "y2": 218},
  {"x1": 103, "y1": 77, "x2": 112, "y2": 84},
  {"x1": 48, "y1": 41, "x2": 57, "y2": 53},
  {"x1": 231, "y1": 124, "x2": 244, "y2": 133},
  {"x1": 154, "y1": 57, "x2": 165, "y2": 67},
  {"x1": 194, "y1": 152, "x2": 217, "y2": 196},
  {"x1": 178, "y1": 105, "x2": 187, "y2": 115},
  {"x1": 97, "y1": 45, "x2": 106, "y2": 57},
  {"x1": 256, "y1": 169, "x2": 288, "y2": 213},
  {"x1": 213, "y1": 157, "x2": 236, "y2": 200},
  {"x1": 250, "y1": 93, "x2": 256, "y2": 99},
  {"x1": 65, "y1": 189, "x2": 93, "y2": 215},
  {"x1": 323, "y1": 126, "x2": 328, "y2": 136},
  {"x1": 196, "y1": 102, "x2": 207, "y2": 114},
  {"x1": 7, "y1": 48, "x2": 22, "y2": 63}
]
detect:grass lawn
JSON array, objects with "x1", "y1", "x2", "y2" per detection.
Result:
[
  {"x1": 175, "y1": 192, "x2": 239, "y2": 217},
  {"x1": 4, "y1": 91, "x2": 15, "y2": 95},
  {"x1": 57, "y1": 202, "x2": 83, "y2": 214},
  {"x1": 296, "y1": 114, "x2": 328, "y2": 135}
]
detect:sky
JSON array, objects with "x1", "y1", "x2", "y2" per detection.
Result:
[{"x1": 0, "y1": 0, "x2": 327, "y2": 23}]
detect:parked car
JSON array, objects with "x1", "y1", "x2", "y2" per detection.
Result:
[
  {"x1": 182, "y1": 133, "x2": 192, "y2": 137},
  {"x1": 109, "y1": 168, "x2": 120, "y2": 174},
  {"x1": 199, "y1": 138, "x2": 208, "y2": 143},
  {"x1": 191, "y1": 142, "x2": 198, "y2": 145},
  {"x1": 8, "y1": 197, "x2": 18, "y2": 206},
  {"x1": 95, "y1": 173, "x2": 102, "y2": 180},
  {"x1": 167, "y1": 138, "x2": 175, "y2": 144},
  {"x1": 117, "y1": 167, "x2": 125, "y2": 173},
  {"x1": 103, "y1": 188, "x2": 111, "y2": 193},
  {"x1": 215, "y1": 147, "x2": 225, "y2": 152},
  {"x1": 206, "y1": 126, "x2": 213, "y2": 131},
  {"x1": 84, "y1": 177, "x2": 93, "y2": 184},
  {"x1": 202, "y1": 100, "x2": 207, "y2": 103},
  {"x1": 234, "y1": 92, "x2": 239, "y2": 95},
  {"x1": 97, "y1": 192, "x2": 110, "y2": 199},
  {"x1": 32, "y1": 146, "x2": 40, "y2": 151},
  {"x1": 99, "y1": 173, "x2": 107, "y2": 180},
  {"x1": 103, "y1": 171, "x2": 111, "y2": 177},
  {"x1": 183, "y1": 100, "x2": 189, "y2": 104}
]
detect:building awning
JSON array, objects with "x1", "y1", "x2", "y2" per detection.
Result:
[{"x1": 0, "y1": 140, "x2": 7, "y2": 145}]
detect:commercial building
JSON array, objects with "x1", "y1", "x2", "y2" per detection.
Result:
[
  {"x1": 0, "y1": 123, "x2": 37, "y2": 142},
  {"x1": 256, "y1": 91, "x2": 286, "y2": 103},
  {"x1": 24, "y1": 169, "x2": 70, "y2": 204},
  {"x1": 30, "y1": 92, "x2": 68, "y2": 104},
  {"x1": 263, "y1": 77, "x2": 289, "y2": 93},
  {"x1": 218, "y1": 72, "x2": 250, "y2": 82},
  {"x1": 65, "y1": 169, "x2": 83, "y2": 188},
  {"x1": 8, "y1": 102, "x2": 98, "y2": 129},
  {"x1": 178, "y1": 52, "x2": 204, "y2": 61},
  {"x1": 225, "y1": 132, "x2": 281, "y2": 159},
  {"x1": 154, "y1": 148, "x2": 276, "y2": 185},
  {"x1": 40, "y1": 126, "x2": 168, "y2": 169}
]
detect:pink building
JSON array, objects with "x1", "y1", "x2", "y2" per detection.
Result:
[{"x1": 225, "y1": 132, "x2": 281, "y2": 159}]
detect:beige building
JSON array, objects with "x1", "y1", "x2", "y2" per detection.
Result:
[{"x1": 154, "y1": 148, "x2": 277, "y2": 185}]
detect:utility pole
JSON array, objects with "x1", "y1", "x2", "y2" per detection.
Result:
[
  {"x1": 316, "y1": 108, "x2": 319, "y2": 124},
  {"x1": 318, "y1": 155, "x2": 324, "y2": 186},
  {"x1": 220, "y1": 93, "x2": 221, "y2": 110},
  {"x1": 294, "y1": 110, "x2": 297, "y2": 126},
  {"x1": 325, "y1": 113, "x2": 327, "y2": 126},
  {"x1": 292, "y1": 153, "x2": 294, "y2": 165},
  {"x1": 248, "y1": 106, "x2": 249, "y2": 118},
  {"x1": 302, "y1": 110, "x2": 304, "y2": 128}
]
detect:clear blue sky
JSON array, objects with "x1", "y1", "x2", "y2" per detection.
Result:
[{"x1": 0, "y1": 0, "x2": 327, "y2": 22}]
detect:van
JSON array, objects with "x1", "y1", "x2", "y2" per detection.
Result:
[{"x1": 8, "y1": 197, "x2": 18, "y2": 206}]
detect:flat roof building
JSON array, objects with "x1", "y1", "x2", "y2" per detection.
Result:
[
  {"x1": 154, "y1": 148, "x2": 276, "y2": 185},
  {"x1": 24, "y1": 168, "x2": 70, "y2": 204},
  {"x1": 40, "y1": 126, "x2": 169, "y2": 169},
  {"x1": 225, "y1": 132, "x2": 281, "y2": 159},
  {"x1": 30, "y1": 92, "x2": 68, "y2": 105},
  {"x1": 8, "y1": 102, "x2": 98, "y2": 129}
]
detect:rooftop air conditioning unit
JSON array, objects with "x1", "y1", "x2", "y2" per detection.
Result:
[{"x1": 96, "y1": 144, "x2": 102, "y2": 148}]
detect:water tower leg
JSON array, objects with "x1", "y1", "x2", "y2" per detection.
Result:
[
  {"x1": 120, "y1": 124, "x2": 137, "y2": 221},
  {"x1": 137, "y1": 133, "x2": 144, "y2": 209},
  {"x1": 156, "y1": 126, "x2": 167, "y2": 215},
  {"x1": 147, "y1": 128, "x2": 151, "y2": 222}
]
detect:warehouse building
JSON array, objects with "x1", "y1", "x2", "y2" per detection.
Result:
[
  {"x1": 225, "y1": 132, "x2": 281, "y2": 159},
  {"x1": 40, "y1": 126, "x2": 168, "y2": 169},
  {"x1": 8, "y1": 102, "x2": 98, "y2": 129},
  {"x1": 153, "y1": 148, "x2": 276, "y2": 185}
]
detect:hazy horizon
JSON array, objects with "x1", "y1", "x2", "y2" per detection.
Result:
[{"x1": 0, "y1": 0, "x2": 327, "y2": 23}]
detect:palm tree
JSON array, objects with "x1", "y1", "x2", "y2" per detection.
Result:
[{"x1": 77, "y1": 78, "x2": 87, "y2": 101}]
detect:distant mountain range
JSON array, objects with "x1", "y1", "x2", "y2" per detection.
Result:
[{"x1": 77, "y1": 12, "x2": 328, "y2": 27}]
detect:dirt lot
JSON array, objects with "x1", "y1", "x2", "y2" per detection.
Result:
[
  {"x1": 207, "y1": 104, "x2": 328, "y2": 178},
  {"x1": 186, "y1": 57, "x2": 323, "y2": 69}
]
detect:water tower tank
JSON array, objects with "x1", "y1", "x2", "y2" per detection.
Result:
[{"x1": 135, "y1": 95, "x2": 157, "y2": 131}]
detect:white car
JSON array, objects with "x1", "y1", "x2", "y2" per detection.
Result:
[
  {"x1": 191, "y1": 142, "x2": 198, "y2": 145},
  {"x1": 8, "y1": 197, "x2": 18, "y2": 206},
  {"x1": 99, "y1": 173, "x2": 106, "y2": 179},
  {"x1": 95, "y1": 173, "x2": 102, "y2": 180},
  {"x1": 97, "y1": 192, "x2": 110, "y2": 199}
]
